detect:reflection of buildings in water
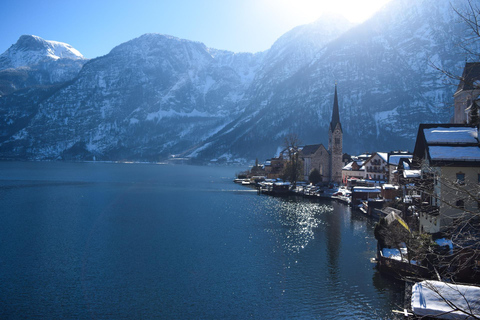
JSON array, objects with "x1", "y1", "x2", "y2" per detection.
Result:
[
  {"x1": 350, "y1": 215, "x2": 367, "y2": 236},
  {"x1": 371, "y1": 271, "x2": 405, "y2": 304},
  {"x1": 325, "y1": 202, "x2": 343, "y2": 278}
]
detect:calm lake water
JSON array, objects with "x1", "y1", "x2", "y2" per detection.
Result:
[{"x1": 0, "y1": 162, "x2": 403, "y2": 319}]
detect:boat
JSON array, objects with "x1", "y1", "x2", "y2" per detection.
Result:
[
  {"x1": 376, "y1": 243, "x2": 431, "y2": 280},
  {"x1": 410, "y1": 280, "x2": 480, "y2": 319}
]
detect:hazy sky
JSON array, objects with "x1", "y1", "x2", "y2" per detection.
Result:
[{"x1": 1, "y1": 0, "x2": 391, "y2": 59}]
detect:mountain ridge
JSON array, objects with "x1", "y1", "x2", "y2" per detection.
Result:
[{"x1": 0, "y1": 0, "x2": 478, "y2": 162}]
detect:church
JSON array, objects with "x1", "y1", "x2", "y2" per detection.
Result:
[
  {"x1": 453, "y1": 62, "x2": 480, "y2": 124},
  {"x1": 301, "y1": 84, "x2": 343, "y2": 184}
]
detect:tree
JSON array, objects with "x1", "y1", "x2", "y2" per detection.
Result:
[
  {"x1": 308, "y1": 168, "x2": 322, "y2": 185},
  {"x1": 281, "y1": 133, "x2": 303, "y2": 187},
  {"x1": 412, "y1": 165, "x2": 480, "y2": 283},
  {"x1": 452, "y1": 0, "x2": 480, "y2": 60},
  {"x1": 429, "y1": 1, "x2": 480, "y2": 89},
  {"x1": 470, "y1": 98, "x2": 480, "y2": 126}
]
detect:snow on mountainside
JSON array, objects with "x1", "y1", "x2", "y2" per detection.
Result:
[
  {"x1": 0, "y1": 35, "x2": 84, "y2": 70},
  {"x1": 191, "y1": 0, "x2": 478, "y2": 161},
  {"x1": 0, "y1": 34, "x2": 262, "y2": 160},
  {"x1": 0, "y1": 0, "x2": 478, "y2": 162},
  {"x1": 0, "y1": 35, "x2": 87, "y2": 96}
]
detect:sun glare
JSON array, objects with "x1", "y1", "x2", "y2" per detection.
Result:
[{"x1": 264, "y1": 0, "x2": 392, "y2": 24}]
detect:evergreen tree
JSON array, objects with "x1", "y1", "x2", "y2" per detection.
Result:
[
  {"x1": 308, "y1": 168, "x2": 322, "y2": 185},
  {"x1": 470, "y1": 99, "x2": 479, "y2": 126}
]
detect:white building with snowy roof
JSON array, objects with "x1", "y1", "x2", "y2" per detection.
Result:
[
  {"x1": 363, "y1": 152, "x2": 388, "y2": 183},
  {"x1": 412, "y1": 124, "x2": 480, "y2": 233}
]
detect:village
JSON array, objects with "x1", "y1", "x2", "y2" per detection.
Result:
[{"x1": 235, "y1": 63, "x2": 480, "y2": 319}]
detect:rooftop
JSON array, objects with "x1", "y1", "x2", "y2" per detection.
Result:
[
  {"x1": 424, "y1": 127, "x2": 478, "y2": 144},
  {"x1": 429, "y1": 146, "x2": 480, "y2": 161}
]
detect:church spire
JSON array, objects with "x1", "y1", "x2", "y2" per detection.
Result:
[{"x1": 330, "y1": 83, "x2": 342, "y2": 133}]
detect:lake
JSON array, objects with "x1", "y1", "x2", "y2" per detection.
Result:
[{"x1": 0, "y1": 161, "x2": 403, "y2": 319}]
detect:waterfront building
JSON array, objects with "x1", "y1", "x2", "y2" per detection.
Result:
[
  {"x1": 411, "y1": 123, "x2": 480, "y2": 233},
  {"x1": 363, "y1": 152, "x2": 388, "y2": 183}
]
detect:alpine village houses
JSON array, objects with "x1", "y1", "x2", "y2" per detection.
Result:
[{"x1": 241, "y1": 62, "x2": 480, "y2": 286}]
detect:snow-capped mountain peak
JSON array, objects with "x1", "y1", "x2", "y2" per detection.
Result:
[{"x1": 0, "y1": 35, "x2": 85, "y2": 71}]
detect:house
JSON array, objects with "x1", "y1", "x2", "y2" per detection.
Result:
[
  {"x1": 363, "y1": 152, "x2": 388, "y2": 183},
  {"x1": 453, "y1": 62, "x2": 480, "y2": 124},
  {"x1": 265, "y1": 156, "x2": 286, "y2": 179},
  {"x1": 397, "y1": 158, "x2": 422, "y2": 207},
  {"x1": 351, "y1": 186, "x2": 382, "y2": 207},
  {"x1": 342, "y1": 159, "x2": 365, "y2": 185},
  {"x1": 411, "y1": 123, "x2": 480, "y2": 233},
  {"x1": 387, "y1": 151, "x2": 412, "y2": 184}
]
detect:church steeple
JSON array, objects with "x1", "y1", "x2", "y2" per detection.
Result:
[
  {"x1": 330, "y1": 83, "x2": 342, "y2": 133},
  {"x1": 328, "y1": 83, "x2": 343, "y2": 184}
]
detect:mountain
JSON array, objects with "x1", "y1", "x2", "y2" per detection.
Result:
[
  {"x1": 191, "y1": 0, "x2": 477, "y2": 161},
  {"x1": 0, "y1": 35, "x2": 87, "y2": 96},
  {"x1": 0, "y1": 34, "x2": 263, "y2": 160},
  {"x1": 0, "y1": 0, "x2": 478, "y2": 162}
]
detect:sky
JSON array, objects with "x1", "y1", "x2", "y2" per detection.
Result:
[{"x1": 1, "y1": 0, "x2": 392, "y2": 59}]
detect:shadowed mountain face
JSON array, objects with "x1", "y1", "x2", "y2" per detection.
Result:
[{"x1": 0, "y1": 0, "x2": 478, "y2": 162}]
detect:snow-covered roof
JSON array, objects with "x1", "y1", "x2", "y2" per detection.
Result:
[
  {"x1": 352, "y1": 186, "x2": 381, "y2": 193},
  {"x1": 411, "y1": 280, "x2": 480, "y2": 319},
  {"x1": 377, "y1": 152, "x2": 388, "y2": 162},
  {"x1": 403, "y1": 170, "x2": 421, "y2": 178},
  {"x1": 382, "y1": 184, "x2": 397, "y2": 190},
  {"x1": 388, "y1": 154, "x2": 412, "y2": 165},
  {"x1": 343, "y1": 162, "x2": 353, "y2": 170},
  {"x1": 424, "y1": 127, "x2": 478, "y2": 144},
  {"x1": 429, "y1": 146, "x2": 480, "y2": 161}
]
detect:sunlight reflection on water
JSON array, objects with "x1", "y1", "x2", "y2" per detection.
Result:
[{"x1": 262, "y1": 197, "x2": 333, "y2": 253}]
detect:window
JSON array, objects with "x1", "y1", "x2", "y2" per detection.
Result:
[
  {"x1": 335, "y1": 138, "x2": 340, "y2": 145},
  {"x1": 456, "y1": 173, "x2": 465, "y2": 185},
  {"x1": 456, "y1": 199, "x2": 465, "y2": 209},
  {"x1": 478, "y1": 173, "x2": 480, "y2": 184}
]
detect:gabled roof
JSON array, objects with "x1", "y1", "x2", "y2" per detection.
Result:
[
  {"x1": 364, "y1": 152, "x2": 388, "y2": 165},
  {"x1": 455, "y1": 62, "x2": 480, "y2": 93},
  {"x1": 388, "y1": 154, "x2": 412, "y2": 165},
  {"x1": 377, "y1": 152, "x2": 388, "y2": 162},
  {"x1": 343, "y1": 162, "x2": 353, "y2": 170},
  {"x1": 301, "y1": 144, "x2": 322, "y2": 156},
  {"x1": 412, "y1": 123, "x2": 480, "y2": 167}
]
